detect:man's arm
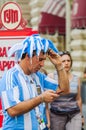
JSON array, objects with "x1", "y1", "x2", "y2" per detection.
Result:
[
  {"x1": 7, "y1": 90, "x2": 58, "y2": 117},
  {"x1": 47, "y1": 49, "x2": 69, "y2": 94},
  {"x1": 55, "y1": 64, "x2": 69, "y2": 93}
]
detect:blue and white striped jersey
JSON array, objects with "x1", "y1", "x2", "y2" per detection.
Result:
[{"x1": 0, "y1": 64, "x2": 58, "y2": 130}]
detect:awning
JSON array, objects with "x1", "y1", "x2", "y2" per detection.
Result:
[
  {"x1": 38, "y1": 0, "x2": 66, "y2": 35},
  {"x1": 71, "y1": 0, "x2": 86, "y2": 29}
]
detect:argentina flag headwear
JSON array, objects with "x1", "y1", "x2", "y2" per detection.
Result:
[{"x1": 7, "y1": 34, "x2": 58, "y2": 62}]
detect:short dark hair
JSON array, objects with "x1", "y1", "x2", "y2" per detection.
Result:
[
  {"x1": 21, "y1": 53, "x2": 27, "y2": 59},
  {"x1": 21, "y1": 50, "x2": 45, "y2": 59}
]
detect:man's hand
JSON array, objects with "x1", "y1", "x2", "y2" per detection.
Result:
[
  {"x1": 47, "y1": 49, "x2": 62, "y2": 67},
  {"x1": 41, "y1": 90, "x2": 59, "y2": 103}
]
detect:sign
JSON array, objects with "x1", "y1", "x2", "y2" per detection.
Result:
[
  {"x1": 1, "y1": 2, "x2": 22, "y2": 30},
  {"x1": 0, "y1": 46, "x2": 14, "y2": 72},
  {"x1": 0, "y1": 30, "x2": 38, "y2": 78},
  {"x1": 0, "y1": 2, "x2": 28, "y2": 30}
]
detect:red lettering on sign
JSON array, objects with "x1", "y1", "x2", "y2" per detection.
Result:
[
  {"x1": 0, "y1": 47, "x2": 7, "y2": 57},
  {"x1": 0, "y1": 47, "x2": 13, "y2": 57},
  {"x1": 4, "y1": 9, "x2": 18, "y2": 23},
  {"x1": 3, "y1": 47, "x2": 7, "y2": 57},
  {"x1": 0, "y1": 61, "x2": 15, "y2": 71},
  {"x1": 8, "y1": 61, "x2": 15, "y2": 69}
]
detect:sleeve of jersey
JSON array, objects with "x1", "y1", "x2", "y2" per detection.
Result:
[
  {"x1": 1, "y1": 86, "x2": 20, "y2": 111},
  {"x1": 44, "y1": 76, "x2": 59, "y2": 91},
  {"x1": 37, "y1": 72, "x2": 59, "y2": 91}
]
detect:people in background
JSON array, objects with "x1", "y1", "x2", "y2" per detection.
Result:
[
  {"x1": 0, "y1": 35, "x2": 69, "y2": 130},
  {"x1": 48, "y1": 51, "x2": 83, "y2": 130}
]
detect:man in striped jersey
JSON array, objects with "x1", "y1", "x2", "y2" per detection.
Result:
[{"x1": 0, "y1": 34, "x2": 69, "y2": 130}]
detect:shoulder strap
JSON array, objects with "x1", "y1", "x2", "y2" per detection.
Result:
[{"x1": 53, "y1": 71, "x2": 58, "y2": 81}]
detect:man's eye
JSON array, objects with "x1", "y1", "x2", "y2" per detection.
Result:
[
  {"x1": 39, "y1": 59, "x2": 43, "y2": 61},
  {"x1": 62, "y1": 60, "x2": 65, "y2": 63}
]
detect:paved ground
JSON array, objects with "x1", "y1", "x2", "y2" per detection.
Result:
[{"x1": 82, "y1": 104, "x2": 86, "y2": 130}]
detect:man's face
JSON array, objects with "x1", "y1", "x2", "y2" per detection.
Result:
[{"x1": 28, "y1": 52, "x2": 46, "y2": 73}]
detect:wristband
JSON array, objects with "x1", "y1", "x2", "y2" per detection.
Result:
[
  {"x1": 40, "y1": 94, "x2": 44, "y2": 103},
  {"x1": 58, "y1": 66, "x2": 64, "y2": 71}
]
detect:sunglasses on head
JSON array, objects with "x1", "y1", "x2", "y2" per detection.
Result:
[{"x1": 58, "y1": 51, "x2": 70, "y2": 56}]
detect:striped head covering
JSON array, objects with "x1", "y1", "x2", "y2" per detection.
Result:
[{"x1": 7, "y1": 34, "x2": 58, "y2": 62}]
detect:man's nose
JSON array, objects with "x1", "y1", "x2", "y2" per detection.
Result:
[{"x1": 40, "y1": 61, "x2": 44, "y2": 67}]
